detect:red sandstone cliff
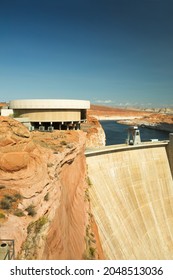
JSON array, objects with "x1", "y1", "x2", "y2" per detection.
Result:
[{"x1": 0, "y1": 117, "x2": 104, "y2": 260}]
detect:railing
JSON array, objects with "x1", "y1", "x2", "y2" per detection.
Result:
[{"x1": 0, "y1": 239, "x2": 15, "y2": 260}]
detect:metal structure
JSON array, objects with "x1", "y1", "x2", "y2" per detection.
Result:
[
  {"x1": 126, "y1": 126, "x2": 141, "y2": 145},
  {"x1": 0, "y1": 239, "x2": 15, "y2": 260}
]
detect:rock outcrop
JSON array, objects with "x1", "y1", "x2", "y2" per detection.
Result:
[
  {"x1": 0, "y1": 116, "x2": 104, "y2": 260},
  {"x1": 81, "y1": 116, "x2": 106, "y2": 148},
  {"x1": 118, "y1": 113, "x2": 173, "y2": 132}
]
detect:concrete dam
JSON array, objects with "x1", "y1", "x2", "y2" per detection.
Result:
[{"x1": 86, "y1": 135, "x2": 173, "y2": 259}]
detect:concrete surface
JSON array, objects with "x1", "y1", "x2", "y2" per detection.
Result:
[
  {"x1": 9, "y1": 99, "x2": 90, "y2": 109},
  {"x1": 86, "y1": 144, "x2": 173, "y2": 259}
]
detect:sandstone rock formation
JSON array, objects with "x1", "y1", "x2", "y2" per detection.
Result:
[
  {"x1": 81, "y1": 116, "x2": 106, "y2": 148},
  {"x1": 0, "y1": 116, "x2": 104, "y2": 260},
  {"x1": 118, "y1": 113, "x2": 173, "y2": 132}
]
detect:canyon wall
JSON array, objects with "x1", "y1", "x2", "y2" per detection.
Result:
[{"x1": 0, "y1": 117, "x2": 103, "y2": 260}]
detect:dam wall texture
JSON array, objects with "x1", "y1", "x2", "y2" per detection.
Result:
[{"x1": 86, "y1": 138, "x2": 173, "y2": 259}]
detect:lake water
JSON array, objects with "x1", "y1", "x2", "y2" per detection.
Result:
[{"x1": 100, "y1": 120, "x2": 170, "y2": 146}]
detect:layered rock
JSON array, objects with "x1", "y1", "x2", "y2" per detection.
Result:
[
  {"x1": 88, "y1": 104, "x2": 150, "y2": 120},
  {"x1": 118, "y1": 113, "x2": 173, "y2": 132},
  {"x1": 0, "y1": 116, "x2": 103, "y2": 260},
  {"x1": 81, "y1": 116, "x2": 106, "y2": 148}
]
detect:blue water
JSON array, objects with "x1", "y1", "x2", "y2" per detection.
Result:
[{"x1": 100, "y1": 120, "x2": 170, "y2": 146}]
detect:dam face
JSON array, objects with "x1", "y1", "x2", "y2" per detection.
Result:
[{"x1": 86, "y1": 142, "x2": 173, "y2": 259}]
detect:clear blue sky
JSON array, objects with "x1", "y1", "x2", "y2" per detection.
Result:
[{"x1": 0, "y1": 0, "x2": 172, "y2": 107}]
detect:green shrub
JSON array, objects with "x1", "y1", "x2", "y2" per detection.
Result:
[
  {"x1": 84, "y1": 188, "x2": 90, "y2": 202},
  {"x1": 60, "y1": 140, "x2": 67, "y2": 145},
  {"x1": 4, "y1": 194, "x2": 20, "y2": 203},
  {"x1": 0, "y1": 213, "x2": 5, "y2": 219},
  {"x1": 14, "y1": 193, "x2": 23, "y2": 200},
  {"x1": 0, "y1": 198, "x2": 11, "y2": 209},
  {"x1": 0, "y1": 193, "x2": 22, "y2": 210},
  {"x1": 89, "y1": 247, "x2": 96, "y2": 258},
  {"x1": 87, "y1": 177, "x2": 92, "y2": 186},
  {"x1": 47, "y1": 163, "x2": 54, "y2": 168},
  {"x1": 26, "y1": 205, "x2": 37, "y2": 217},
  {"x1": 27, "y1": 216, "x2": 48, "y2": 234},
  {"x1": 44, "y1": 193, "x2": 49, "y2": 201},
  {"x1": 14, "y1": 209, "x2": 25, "y2": 217},
  {"x1": 35, "y1": 216, "x2": 48, "y2": 233},
  {"x1": 4, "y1": 194, "x2": 13, "y2": 201}
]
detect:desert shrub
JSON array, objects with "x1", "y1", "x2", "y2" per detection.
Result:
[
  {"x1": 60, "y1": 140, "x2": 67, "y2": 145},
  {"x1": 84, "y1": 188, "x2": 90, "y2": 202},
  {"x1": 0, "y1": 185, "x2": 6, "y2": 189},
  {"x1": 27, "y1": 216, "x2": 48, "y2": 234},
  {"x1": 89, "y1": 247, "x2": 96, "y2": 258},
  {"x1": 87, "y1": 177, "x2": 92, "y2": 186},
  {"x1": 14, "y1": 209, "x2": 25, "y2": 217},
  {"x1": 0, "y1": 198, "x2": 11, "y2": 209},
  {"x1": 44, "y1": 193, "x2": 49, "y2": 201},
  {"x1": 14, "y1": 193, "x2": 23, "y2": 200},
  {"x1": 83, "y1": 246, "x2": 96, "y2": 260},
  {"x1": 0, "y1": 213, "x2": 5, "y2": 219},
  {"x1": 26, "y1": 205, "x2": 37, "y2": 217},
  {"x1": 4, "y1": 194, "x2": 13, "y2": 201},
  {"x1": 47, "y1": 162, "x2": 54, "y2": 168},
  {"x1": 4, "y1": 194, "x2": 20, "y2": 203},
  {"x1": 0, "y1": 193, "x2": 22, "y2": 210},
  {"x1": 35, "y1": 216, "x2": 48, "y2": 233}
]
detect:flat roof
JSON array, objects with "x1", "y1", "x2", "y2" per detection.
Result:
[{"x1": 9, "y1": 99, "x2": 90, "y2": 109}]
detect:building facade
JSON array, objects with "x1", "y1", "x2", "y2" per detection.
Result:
[{"x1": 9, "y1": 99, "x2": 90, "y2": 130}]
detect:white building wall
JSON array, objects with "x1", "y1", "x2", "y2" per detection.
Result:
[{"x1": 0, "y1": 109, "x2": 14, "y2": 116}]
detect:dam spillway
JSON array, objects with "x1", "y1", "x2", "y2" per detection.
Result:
[{"x1": 86, "y1": 140, "x2": 173, "y2": 259}]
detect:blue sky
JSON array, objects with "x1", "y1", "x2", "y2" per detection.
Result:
[{"x1": 0, "y1": 0, "x2": 173, "y2": 107}]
